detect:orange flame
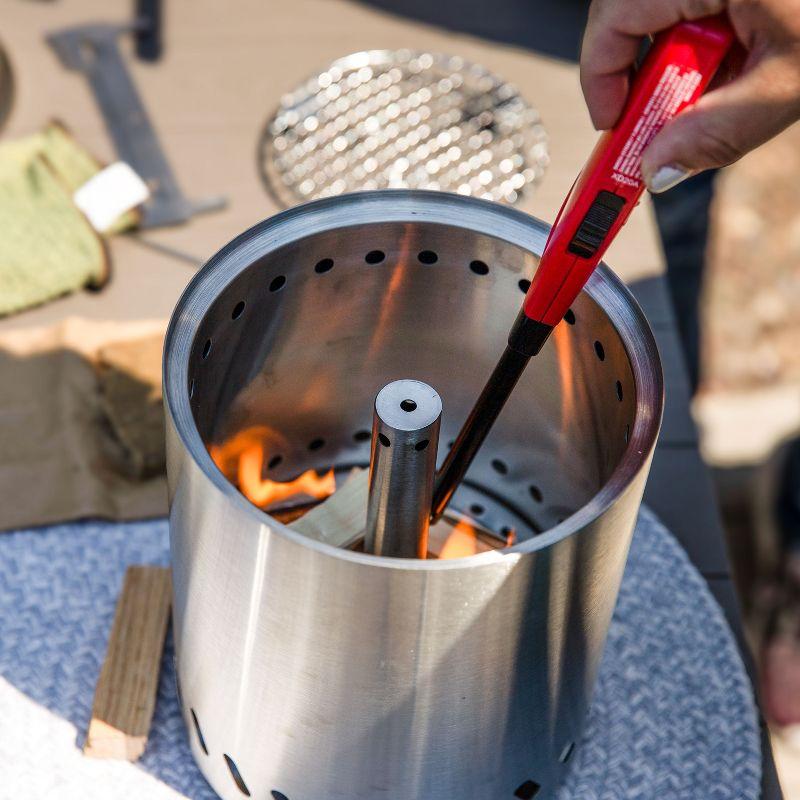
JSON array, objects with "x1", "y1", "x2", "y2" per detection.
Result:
[
  {"x1": 431, "y1": 516, "x2": 512, "y2": 559},
  {"x1": 210, "y1": 427, "x2": 516, "y2": 554},
  {"x1": 553, "y1": 320, "x2": 578, "y2": 463},
  {"x1": 437, "y1": 518, "x2": 483, "y2": 559},
  {"x1": 209, "y1": 426, "x2": 336, "y2": 509}
]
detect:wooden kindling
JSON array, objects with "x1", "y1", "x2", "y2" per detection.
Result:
[
  {"x1": 288, "y1": 468, "x2": 501, "y2": 557},
  {"x1": 84, "y1": 565, "x2": 172, "y2": 760},
  {"x1": 289, "y1": 468, "x2": 368, "y2": 548}
]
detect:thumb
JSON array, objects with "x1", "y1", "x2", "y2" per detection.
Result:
[{"x1": 641, "y1": 53, "x2": 800, "y2": 193}]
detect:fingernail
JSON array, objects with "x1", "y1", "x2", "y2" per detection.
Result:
[{"x1": 646, "y1": 164, "x2": 693, "y2": 194}]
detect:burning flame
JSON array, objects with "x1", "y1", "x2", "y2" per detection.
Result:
[
  {"x1": 432, "y1": 518, "x2": 515, "y2": 560},
  {"x1": 209, "y1": 426, "x2": 336, "y2": 509},
  {"x1": 437, "y1": 518, "x2": 483, "y2": 559},
  {"x1": 210, "y1": 427, "x2": 515, "y2": 555},
  {"x1": 553, "y1": 320, "x2": 578, "y2": 463}
]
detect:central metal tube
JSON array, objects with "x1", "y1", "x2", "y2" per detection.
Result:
[{"x1": 364, "y1": 379, "x2": 442, "y2": 558}]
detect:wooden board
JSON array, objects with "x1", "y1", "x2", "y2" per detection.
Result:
[{"x1": 84, "y1": 565, "x2": 172, "y2": 760}]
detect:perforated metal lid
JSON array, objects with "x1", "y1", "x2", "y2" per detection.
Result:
[{"x1": 258, "y1": 50, "x2": 549, "y2": 207}]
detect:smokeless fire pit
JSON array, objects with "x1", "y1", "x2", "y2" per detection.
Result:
[{"x1": 164, "y1": 190, "x2": 663, "y2": 800}]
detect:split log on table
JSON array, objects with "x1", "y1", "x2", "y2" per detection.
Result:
[
  {"x1": 288, "y1": 468, "x2": 501, "y2": 556},
  {"x1": 84, "y1": 565, "x2": 172, "y2": 761}
]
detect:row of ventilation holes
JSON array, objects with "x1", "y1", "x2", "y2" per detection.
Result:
[
  {"x1": 191, "y1": 706, "x2": 573, "y2": 798},
  {"x1": 196, "y1": 250, "x2": 491, "y2": 371},
  {"x1": 192, "y1": 249, "x2": 630, "y2": 478}
]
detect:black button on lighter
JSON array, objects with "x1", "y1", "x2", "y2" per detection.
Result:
[{"x1": 568, "y1": 191, "x2": 626, "y2": 259}]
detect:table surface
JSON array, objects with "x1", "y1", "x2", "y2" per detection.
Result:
[
  {"x1": 0, "y1": 0, "x2": 664, "y2": 334},
  {"x1": 0, "y1": 0, "x2": 783, "y2": 796}
]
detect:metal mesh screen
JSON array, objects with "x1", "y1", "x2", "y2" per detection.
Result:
[{"x1": 259, "y1": 50, "x2": 549, "y2": 207}]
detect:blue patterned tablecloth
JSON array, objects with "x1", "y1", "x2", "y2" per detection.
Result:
[{"x1": 0, "y1": 507, "x2": 760, "y2": 799}]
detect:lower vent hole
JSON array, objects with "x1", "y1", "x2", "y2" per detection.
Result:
[
  {"x1": 190, "y1": 709, "x2": 208, "y2": 755},
  {"x1": 224, "y1": 754, "x2": 251, "y2": 796},
  {"x1": 514, "y1": 779, "x2": 541, "y2": 799}
]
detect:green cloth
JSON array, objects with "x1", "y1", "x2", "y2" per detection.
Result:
[
  {"x1": 0, "y1": 122, "x2": 137, "y2": 233},
  {"x1": 0, "y1": 122, "x2": 137, "y2": 317}
]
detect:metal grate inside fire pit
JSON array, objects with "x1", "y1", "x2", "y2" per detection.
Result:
[{"x1": 258, "y1": 50, "x2": 549, "y2": 207}]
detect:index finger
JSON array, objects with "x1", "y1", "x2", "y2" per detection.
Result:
[{"x1": 580, "y1": 0, "x2": 727, "y2": 129}]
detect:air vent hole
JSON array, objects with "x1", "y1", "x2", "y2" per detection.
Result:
[
  {"x1": 469, "y1": 259, "x2": 489, "y2": 275},
  {"x1": 174, "y1": 664, "x2": 183, "y2": 709},
  {"x1": 594, "y1": 340, "x2": 605, "y2": 361},
  {"x1": 224, "y1": 754, "x2": 251, "y2": 796},
  {"x1": 418, "y1": 250, "x2": 438, "y2": 264},
  {"x1": 514, "y1": 779, "x2": 541, "y2": 799},
  {"x1": 190, "y1": 709, "x2": 208, "y2": 755},
  {"x1": 491, "y1": 458, "x2": 508, "y2": 475}
]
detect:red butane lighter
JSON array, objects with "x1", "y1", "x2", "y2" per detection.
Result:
[
  {"x1": 432, "y1": 15, "x2": 737, "y2": 521},
  {"x1": 509, "y1": 14, "x2": 736, "y2": 355}
]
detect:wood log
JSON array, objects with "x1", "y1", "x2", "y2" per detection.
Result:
[
  {"x1": 84, "y1": 565, "x2": 171, "y2": 760},
  {"x1": 288, "y1": 468, "x2": 503, "y2": 557},
  {"x1": 289, "y1": 469, "x2": 368, "y2": 548}
]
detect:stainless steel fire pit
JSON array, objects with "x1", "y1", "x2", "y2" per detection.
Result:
[{"x1": 164, "y1": 190, "x2": 663, "y2": 800}]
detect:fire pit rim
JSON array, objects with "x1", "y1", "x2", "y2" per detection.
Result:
[{"x1": 164, "y1": 189, "x2": 663, "y2": 567}]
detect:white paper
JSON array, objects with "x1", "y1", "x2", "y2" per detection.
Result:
[{"x1": 73, "y1": 162, "x2": 150, "y2": 233}]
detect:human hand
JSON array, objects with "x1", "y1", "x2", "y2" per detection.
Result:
[{"x1": 580, "y1": 0, "x2": 800, "y2": 191}]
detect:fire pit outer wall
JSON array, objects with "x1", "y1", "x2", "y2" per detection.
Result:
[{"x1": 164, "y1": 191, "x2": 663, "y2": 800}]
